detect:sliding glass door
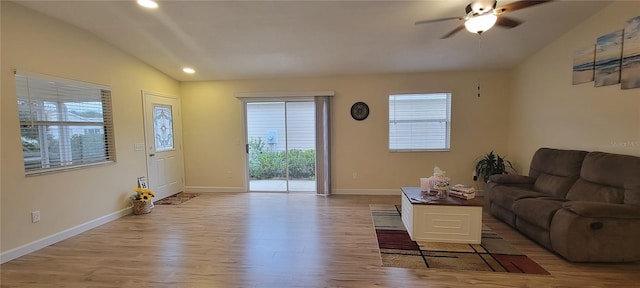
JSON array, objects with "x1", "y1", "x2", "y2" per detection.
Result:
[{"x1": 246, "y1": 101, "x2": 316, "y2": 192}]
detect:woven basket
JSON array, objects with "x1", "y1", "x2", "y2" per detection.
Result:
[{"x1": 132, "y1": 199, "x2": 153, "y2": 215}]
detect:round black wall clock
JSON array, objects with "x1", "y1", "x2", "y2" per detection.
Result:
[{"x1": 350, "y1": 102, "x2": 369, "y2": 121}]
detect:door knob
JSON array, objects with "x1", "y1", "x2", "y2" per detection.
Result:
[{"x1": 149, "y1": 153, "x2": 155, "y2": 157}]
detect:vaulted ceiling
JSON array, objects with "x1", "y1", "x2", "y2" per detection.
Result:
[{"x1": 15, "y1": 0, "x2": 612, "y2": 81}]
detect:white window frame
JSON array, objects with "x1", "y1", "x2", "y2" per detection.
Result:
[
  {"x1": 15, "y1": 71, "x2": 116, "y2": 175},
  {"x1": 389, "y1": 93, "x2": 451, "y2": 152}
]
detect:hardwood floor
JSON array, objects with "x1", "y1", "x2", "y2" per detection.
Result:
[{"x1": 2, "y1": 193, "x2": 639, "y2": 287}]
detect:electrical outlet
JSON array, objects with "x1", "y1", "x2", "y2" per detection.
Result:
[
  {"x1": 352, "y1": 172, "x2": 357, "y2": 179},
  {"x1": 31, "y1": 211, "x2": 41, "y2": 223}
]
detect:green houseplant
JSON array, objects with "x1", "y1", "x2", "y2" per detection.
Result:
[{"x1": 475, "y1": 151, "x2": 515, "y2": 183}]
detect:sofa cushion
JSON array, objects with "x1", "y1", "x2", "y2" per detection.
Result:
[
  {"x1": 533, "y1": 174, "x2": 580, "y2": 198},
  {"x1": 489, "y1": 186, "x2": 547, "y2": 210},
  {"x1": 512, "y1": 198, "x2": 565, "y2": 230},
  {"x1": 489, "y1": 174, "x2": 535, "y2": 185},
  {"x1": 566, "y1": 152, "x2": 640, "y2": 204},
  {"x1": 529, "y1": 148, "x2": 587, "y2": 198},
  {"x1": 566, "y1": 178, "x2": 624, "y2": 204},
  {"x1": 529, "y1": 148, "x2": 588, "y2": 179},
  {"x1": 562, "y1": 201, "x2": 640, "y2": 219},
  {"x1": 625, "y1": 184, "x2": 640, "y2": 205}
]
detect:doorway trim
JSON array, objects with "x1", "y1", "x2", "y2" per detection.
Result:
[
  {"x1": 141, "y1": 90, "x2": 186, "y2": 200},
  {"x1": 236, "y1": 91, "x2": 335, "y2": 99},
  {"x1": 236, "y1": 91, "x2": 334, "y2": 195}
]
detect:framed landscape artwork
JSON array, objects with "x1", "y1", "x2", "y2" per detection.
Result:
[
  {"x1": 594, "y1": 30, "x2": 623, "y2": 87},
  {"x1": 572, "y1": 45, "x2": 595, "y2": 85},
  {"x1": 621, "y1": 16, "x2": 640, "y2": 89}
]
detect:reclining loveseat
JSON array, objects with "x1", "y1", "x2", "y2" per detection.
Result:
[{"x1": 486, "y1": 148, "x2": 640, "y2": 262}]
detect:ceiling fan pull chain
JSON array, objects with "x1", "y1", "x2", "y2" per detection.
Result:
[{"x1": 477, "y1": 34, "x2": 482, "y2": 97}]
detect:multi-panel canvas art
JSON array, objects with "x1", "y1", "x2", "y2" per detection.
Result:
[
  {"x1": 572, "y1": 15, "x2": 639, "y2": 90},
  {"x1": 594, "y1": 30, "x2": 623, "y2": 87},
  {"x1": 621, "y1": 16, "x2": 640, "y2": 89},
  {"x1": 573, "y1": 45, "x2": 595, "y2": 85}
]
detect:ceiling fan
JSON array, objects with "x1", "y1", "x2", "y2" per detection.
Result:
[{"x1": 415, "y1": 0, "x2": 554, "y2": 39}]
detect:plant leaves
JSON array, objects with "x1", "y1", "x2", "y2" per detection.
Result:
[{"x1": 476, "y1": 151, "x2": 513, "y2": 183}]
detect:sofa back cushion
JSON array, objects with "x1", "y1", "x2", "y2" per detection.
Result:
[
  {"x1": 529, "y1": 148, "x2": 588, "y2": 197},
  {"x1": 566, "y1": 152, "x2": 640, "y2": 204},
  {"x1": 566, "y1": 179, "x2": 624, "y2": 203}
]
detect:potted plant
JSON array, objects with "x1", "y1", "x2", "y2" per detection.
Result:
[
  {"x1": 475, "y1": 151, "x2": 515, "y2": 183},
  {"x1": 132, "y1": 187, "x2": 156, "y2": 215}
]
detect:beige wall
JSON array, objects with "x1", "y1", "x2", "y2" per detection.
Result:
[
  {"x1": 7, "y1": 0, "x2": 632, "y2": 260},
  {"x1": 181, "y1": 71, "x2": 512, "y2": 194},
  {"x1": 1, "y1": 2, "x2": 179, "y2": 252},
  {"x1": 508, "y1": 1, "x2": 640, "y2": 173}
]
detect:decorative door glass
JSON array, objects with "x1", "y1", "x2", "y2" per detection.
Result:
[{"x1": 153, "y1": 104, "x2": 174, "y2": 151}]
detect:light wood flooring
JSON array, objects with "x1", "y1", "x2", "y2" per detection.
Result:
[{"x1": 1, "y1": 193, "x2": 639, "y2": 287}]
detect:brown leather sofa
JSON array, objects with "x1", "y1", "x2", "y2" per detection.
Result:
[{"x1": 486, "y1": 148, "x2": 640, "y2": 262}]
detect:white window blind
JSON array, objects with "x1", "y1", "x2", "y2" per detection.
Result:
[
  {"x1": 389, "y1": 93, "x2": 451, "y2": 151},
  {"x1": 15, "y1": 73, "x2": 116, "y2": 174}
]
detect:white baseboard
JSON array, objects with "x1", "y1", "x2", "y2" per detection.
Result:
[
  {"x1": 332, "y1": 188, "x2": 400, "y2": 195},
  {"x1": 185, "y1": 186, "x2": 399, "y2": 195},
  {"x1": 185, "y1": 186, "x2": 401, "y2": 196},
  {"x1": 185, "y1": 186, "x2": 246, "y2": 193},
  {"x1": 0, "y1": 206, "x2": 132, "y2": 264}
]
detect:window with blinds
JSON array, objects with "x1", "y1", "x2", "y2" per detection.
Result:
[
  {"x1": 389, "y1": 93, "x2": 451, "y2": 151},
  {"x1": 15, "y1": 73, "x2": 116, "y2": 174}
]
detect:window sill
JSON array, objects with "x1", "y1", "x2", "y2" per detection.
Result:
[{"x1": 25, "y1": 161, "x2": 116, "y2": 176}]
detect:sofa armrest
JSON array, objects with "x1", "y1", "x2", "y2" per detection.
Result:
[
  {"x1": 488, "y1": 174, "x2": 535, "y2": 185},
  {"x1": 562, "y1": 201, "x2": 640, "y2": 219}
]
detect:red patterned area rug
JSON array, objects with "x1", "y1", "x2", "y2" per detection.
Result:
[
  {"x1": 370, "y1": 204, "x2": 550, "y2": 275},
  {"x1": 154, "y1": 192, "x2": 201, "y2": 205}
]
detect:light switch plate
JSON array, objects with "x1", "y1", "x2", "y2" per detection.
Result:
[{"x1": 134, "y1": 143, "x2": 145, "y2": 151}]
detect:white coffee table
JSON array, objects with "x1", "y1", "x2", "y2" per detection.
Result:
[{"x1": 401, "y1": 187, "x2": 483, "y2": 244}]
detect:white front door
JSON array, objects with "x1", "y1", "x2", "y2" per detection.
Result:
[{"x1": 143, "y1": 91, "x2": 184, "y2": 200}]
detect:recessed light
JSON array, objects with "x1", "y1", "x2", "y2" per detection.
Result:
[
  {"x1": 137, "y1": 0, "x2": 158, "y2": 9},
  {"x1": 182, "y1": 67, "x2": 196, "y2": 74}
]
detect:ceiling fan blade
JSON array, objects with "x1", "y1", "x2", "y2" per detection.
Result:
[
  {"x1": 415, "y1": 16, "x2": 463, "y2": 26},
  {"x1": 441, "y1": 25, "x2": 465, "y2": 39},
  {"x1": 495, "y1": 0, "x2": 553, "y2": 14},
  {"x1": 495, "y1": 16, "x2": 522, "y2": 28}
]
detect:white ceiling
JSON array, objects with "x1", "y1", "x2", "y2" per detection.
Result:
[{"x1": 15, "y1": 0, "x2": 612, "y2": 82}]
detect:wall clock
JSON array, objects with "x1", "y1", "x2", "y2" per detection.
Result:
[{"x1": 350, "y1": 102, "x2": 369, "y2": 121}]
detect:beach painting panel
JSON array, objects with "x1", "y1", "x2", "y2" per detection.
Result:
[
  {"x1": 573, "y1": 45, "x2": 595, "y2": 85},
  {"x1": 621, "y1": 16, "x2": 640, "y2": 89},
  {"x1": 594, "y1": 30, "x2": 623, "y2": 87}
]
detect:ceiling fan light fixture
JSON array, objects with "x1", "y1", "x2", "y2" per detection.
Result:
[
  {"x1": 137, "y1": 0, "x2": 158, "y2": 9},
  {"x1": 464, "y1": 13, "x2": 497, "y2": 34}
]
